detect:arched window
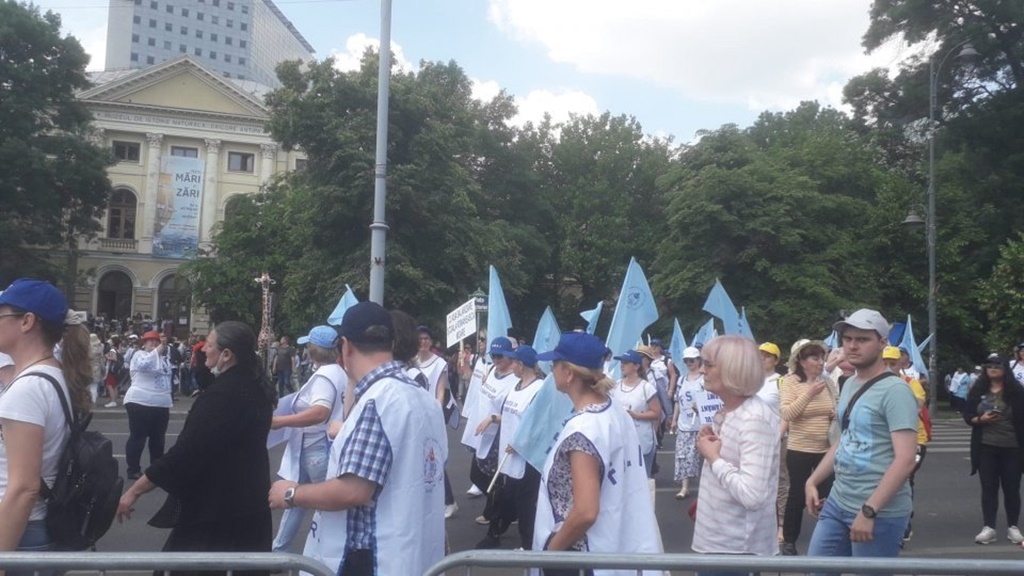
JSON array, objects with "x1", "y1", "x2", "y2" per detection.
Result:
[
  {"x1": 107, "y1": 188, "x2": 138, "y2": 239},
  {"x1": 158, "y1": 273, "x2": 191, "y2": 338},
  {"x1": 223, "y1": 194, "x2": 247, "y2": 221},
  {"x1": 96, "y1": 271, "x2": 134, "y2": 321}
]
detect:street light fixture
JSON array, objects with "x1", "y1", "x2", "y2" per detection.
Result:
[{"x1": 911, "y1": 39, "x2": 977, "y2": 416}]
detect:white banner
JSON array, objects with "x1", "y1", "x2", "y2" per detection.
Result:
[
  {"x1": 446, "y1": 298, "x2": 477, "y2": 348},
  {"x1": 154, "y1": 155, "x2": 204, "y2": 259}
]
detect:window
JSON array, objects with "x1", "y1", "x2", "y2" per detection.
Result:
[
  {"x1": 225, "y1": 36, "x2": 232, "y2": 46},
  {"x1": 131, "y1": 33, "x2": 139, "y2": 43},
  {"x1": 213, "y1": 0, "x2": 219, "y2": 6},
  {"x1": 224, "y1": 54, "x2": 231, "y2": 62},
  {"x1": 148, "y1": 18, "x2": 156, "y2": 27},
  {"x1": 237, "y1": 74, "x2": 245, "y2": 80},
  {"x1": 133, "y1": 15, "x2": 140, "y2": 24},
  {"x1": 165, "y1": 22, "x2": 172, "y2": 31},
  {"x1": 146, "y1": 55, "x2": 155, "y2": 65},
  {"x1": 171, "y1": 146, "x2": 199, "y2": 158},
  {"x1": 209, "y1": 51, "x2": 217, "y2": 59},
  {"x1": 197, "y1": 12, "x2": 204, "y2": 21},
  {"x1": 166, "y1": 4, "x2": 173, "y2": 13},
  {"x1": 147, "y1": 37, "x2": 156, "y2": 46},
  {"x1": 180, "y1": 26, "x2": 188, "y2": 35},
  {"x1": 130, "y1": 52, "x2": 139, "y2": 62},
  {"x1": 195, "y1": 30, "x2": 203, "y2": 39},
  {"x1": 211, "y1": 15, "x2": 219, "y2": 24},
  {"x1": 223, "y1": 72, "x2": 231, "y2": 78},
  {"x1": 227, "y1": 152, "x2": 255, "y2": 172},
  {"x1": 238, "y1": 57, "x2": 246, "y2": 66},
  {"x1": 241, "y1": 5, "x2": 248, "y2": 14},
  {"x1": 239, "y1": 39, "x2": 247, "y2": 48},
  {"x1": 226, "y1": 19, "x2": 233, "y2": 28},
  {"x1": 112, "y1": 141, "x2": 141, "y2": 162},
  {"x1": 211, "y1": 33, "x2": 218, "y2": 42},
  {"x1": 240, "y1": 22, "x2": 247, "y2": 32},
  {"x1": 227, "y1": 1, "x2": 234, "y2": 9},
  {"x1": 194, "y1": 47, "x2": 202, "y2": 56},
  {"x1": 294, "y1": 158, "x2": 308, "y2": 172},
  {"x1": 181, "y1": 7, "x2": 189, "y2": 16},
  {"x1": 134, "y1": 0, "x2": 141, "y2": 5},
  {"x1": 150, "y1": 1, "x2": 157, "y2": 9},
  {"x1": 106, "y1": 189, "x2": 138, "y2": 240},
  {"x1": 179, "y1": 44, "x2": 186, "y2": 52},
  {"x1": 163, "y1": 40, "x2": 171, "y2": 50}
]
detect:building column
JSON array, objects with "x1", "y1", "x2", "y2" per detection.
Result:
[
  {"x1": 141, "y1": 132, "x2": 163, "y2": 253},
  {"x1": 260, "y1": 143, "x2": 277, "y2": 185},
  {"x1": 201, "y1": 138, "x2": 221, "y2": 244}
]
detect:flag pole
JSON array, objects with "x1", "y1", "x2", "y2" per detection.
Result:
[{"x1": 487, "y1": 452, "x2": 512, "y2": 494}]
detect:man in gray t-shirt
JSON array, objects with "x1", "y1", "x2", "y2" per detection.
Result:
[{"x1": 804, "y1": 309, "x2": 919, "y2": 564}]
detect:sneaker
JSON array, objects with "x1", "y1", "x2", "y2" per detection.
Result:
[
  {"x1": 902, "y1": 527, "x2": 913, "y2": 542},
  {"x1": 126, "y1": 470, "x2": 142, "y2": 481},
  {"x1": 975, "y1": 526, "x2": 997, "y2": 544},
  {"x1": 475, "y1": 515, "x2": 489, "y2": 525},
  {"x1": 104, "y1": 401, "x2": 117, "y2": 408},
  {"x1": 474, "y1": 534, "x2": 500, "y2": 549},
  {"x1": 779, "y1": 542, "x2": 798, "y2": 556},
  {"x1": 467, "y1": 484, "x2": 484, "y2": 498},
  {"x1": 1008, "y1": 526, "x2": 1024, "y2": 544},
  {"x1": 444, "y1": 503, "x2": 458, "y2": 519},
  {"x1": 675, "y1": 489, "x2": 689, "y2": 500}
]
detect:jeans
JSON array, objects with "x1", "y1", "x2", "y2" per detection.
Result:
[
  {"x1": 277, "y1": 370, "x2": 294, "y2": 396},
  {"x1": 125, "y1": 402, "x2": 170, "y2": 475},
  {"x1": 979, "y1": 444, "x2": 1022, "y2": 528},
  {"x1": 643, "y1": 445, "x2": 657, "y2": 477},
  {"x1": 783, "y1": 449, "x2": 833, "y2": 544},
  {"x1": 272, "y1": 436, "x2": 330, "y2": 552},
  {"x1": 13, "y1": 520, "x2": 55, "y2": 576},
  {"x1": 807, "y1": 498, "x2": 908, "y2": 576}
]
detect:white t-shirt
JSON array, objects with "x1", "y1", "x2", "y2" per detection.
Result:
[
  {"x1": 1011, "y1": 361, "x2": 1024, "y2": 385},
  {"x1": 755, "y1": 372, "x2": 780, "y2": 414},
  {"x1": 675, "y1": 374, "x2": 704, "y2": 433},
  {"x1": 125, "y1": 348, "x2": 173, "y2": 408},
  {"x1": 610, "y1": 378, "x2": 659, "y2": 455},
  {"x1": 293, "y1": 367, "x2": 341, "y2": 446},
  {"x1": 0, "y1": 366, "x2": 71, "y2": 521}
]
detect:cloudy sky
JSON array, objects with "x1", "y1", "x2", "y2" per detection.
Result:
[{"x1": 32, "y1": 0, "x2": 912, "y2": 141}]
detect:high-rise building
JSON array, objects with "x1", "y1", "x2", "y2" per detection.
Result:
[{"x1": 105, "y1": 0, "x2": 314, "y2": 87}]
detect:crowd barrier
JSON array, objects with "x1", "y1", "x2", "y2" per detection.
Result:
[
  {"x1": 0, "y1": 552, "x2": 333, "y2": 576},
  {"x1": 422, "y1": 550, "x2": 1024, "y2": 575}
]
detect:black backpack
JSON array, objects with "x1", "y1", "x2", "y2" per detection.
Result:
[{"x1": 20, "y1": 372, "x2": 124, "y2": 550}]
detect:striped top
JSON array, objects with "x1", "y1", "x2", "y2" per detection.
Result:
[
  {"x1": 691, "y1": 394, "x2": 780, "y2": 557},
  {"x1": 779, "y1": 374, "x2": 837, "y2": 454}
]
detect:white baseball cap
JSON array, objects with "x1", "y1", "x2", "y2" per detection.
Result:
[
  {"x1": 833, "y1": 309, "x2": 890, "y2": 339},
  {"x1": 682, "y1": 346, "x2": 700, "y2": 359},
  {"x1": 0, "y1": 352, "x2": 13, "y2": 369}
]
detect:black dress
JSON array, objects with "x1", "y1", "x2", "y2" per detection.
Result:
[{"x1": 146, "y1": 364, "x2": 274, "y2": 576}]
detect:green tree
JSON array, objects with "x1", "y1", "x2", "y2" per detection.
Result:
[
  {"x1": 0, "y1": 1, "x2": 114, "y2": 288},
  {"x1": 979, "y1": 233, "x2": 1024, "y2": 354}
]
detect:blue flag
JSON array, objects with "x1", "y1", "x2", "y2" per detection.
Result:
[
  {"x1": 669, "y1": 318, "x2": 687, "y2": 363},
  {"x1": 580, "y1": 302, "x2": 603, "y2": 335},
  {"x1": 532, "y1": 307, "x2": 561, "y2": 374},
  {"x1": 510, "y1": 374, "x2": 574, "y2": 472},
  {"x1": 702, "y1": 279, "x2": 742, "y2": 335},
  {"x1": 823, "y1": 330, "x2": 839, "y2": 350},
  {"x1": 917, "y1": 333, "x2": 933, "y2": 353},
  {"x1": 888, "y1": 322, "x2": 906, "y2": 346},
  {"x1": 487, "y1": 265, "x2": 513, "y2": 357},
  {"x1": 327, "y1": 285, "x2": 359, "y2": 326},
  {"x1": 605, "y1": 257, "x2": 659, "y2": 379},
  {"x1": 738, "y1": 306, "x2": 755, "y2": 340},
  {"x1": 899, "y1": 315, "x2": 927, "y2": 375},
  {"x1": 692, "y1": 318, "x2": 716, "y2": 347}
]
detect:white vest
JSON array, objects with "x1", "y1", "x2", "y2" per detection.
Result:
[
  {"x1": 460, "y1": 366, "x2": 517, "y2": 454},
  {"x1": 277, "y1": 364, "x2": 346, "y2": 482},
  {"x1": 409, "y1": 354, "x2": 446, "y2": 399},
  {"x1": 534, "y1": 403, "x2": 661, "y2": 576},
  {"x1": 302, "y1": 372, "x2": 447, "y2": 576},
  {"x1": 499, "y1": 377, "x2": 543, "y2": 479},
  {"x1": 461, "y1": 357, "x2": 490, "y2": 418}
]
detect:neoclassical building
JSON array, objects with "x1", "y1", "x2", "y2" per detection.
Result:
[{"x1": 71, "y1": 55, "x2": 302, "y2": 336}]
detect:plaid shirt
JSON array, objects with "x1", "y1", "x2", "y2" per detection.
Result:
[{"x1": 336, "y1": 361, "x2": 423, "y2": 551}]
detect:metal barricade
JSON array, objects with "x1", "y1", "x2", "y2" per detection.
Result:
[
  {"x1": 423, "y1": 550, "x2": 1024, "y2": 575},
  {"x1": 0, "y1": 552, "x2": 333, "y2": 576}
]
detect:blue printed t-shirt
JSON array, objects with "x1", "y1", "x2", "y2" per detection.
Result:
[{"x1": 831, "y1": 374, "x2": 919, "y2": 518}]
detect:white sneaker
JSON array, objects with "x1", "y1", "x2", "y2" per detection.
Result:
[
  {"x1": 475, "y1": 515, "x2": 488, "y2": 525},
  {"x1": 975, "y1": 526, "x2": 997, "y2": 544},
  {"x1": 1008, "y1": 526, "x2": 1024, "y2": 544},
  {"x1": 104, "y1": 401, "x2": 117, "y2": 408},
  {"x1": 466, "y1": 484, "x2": 484, "y2": 498},
  {"x1": 444, "y1": 503, "x2": 458, "y2": 519}
]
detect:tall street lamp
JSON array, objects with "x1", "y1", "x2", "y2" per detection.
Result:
[{"x1": 904, "y1": 39, "x2": 978, "y2": 416}]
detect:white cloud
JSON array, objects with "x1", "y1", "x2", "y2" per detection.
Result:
[
  {"x1": 487, "y1": 0, "x2": 909, "y2": 112},
  {"x1": 514, "y1": 89, "x2": 599, "y2": 126},
  {"x1": 470, "y1": 78, "x2": 502, "y2": 102},
  {"x1": 31, "y1": 2, "x2": 109, "y2": 71},
  {"x1": 329, "y1": 33, "x2": 415, "y2": 74}
]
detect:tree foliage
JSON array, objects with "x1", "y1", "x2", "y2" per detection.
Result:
[{"x1": 0, "y1": 1, "x2": 113, "y2": 286}]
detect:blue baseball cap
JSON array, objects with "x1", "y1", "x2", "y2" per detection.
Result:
[
  {"x1": 536, "y1": 332, "x2": 606, "y2": 369},
  {"x1": 489, "y1": 336, "x2": 514, "y2": 358},
  {"x1": 512, "y1": 345, "x2": 538, "y2": 368},
  {"x1": 338, "y1": 302, "x2": 394, "y2": 345},
  {"x1": 650, "y1": 338, "x2": 664, "y2": 347},
  {"x1": 0, "y1": 279, "x2": 68, "y2": 325},
  {"x1": 297, "y1": 325, "x2": 339, "y2": 348},
  {"x1": 613, "y1": 350, "x2": 644, "y2": 365}
]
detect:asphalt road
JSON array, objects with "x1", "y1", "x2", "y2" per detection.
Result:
[{"x1": 88, "y1": 401, "x2": 1022, "y2": 573}]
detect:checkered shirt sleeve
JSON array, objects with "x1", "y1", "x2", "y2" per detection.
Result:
[{"x1": 336, "y1": 399, "x2": 392, "y2": 487}]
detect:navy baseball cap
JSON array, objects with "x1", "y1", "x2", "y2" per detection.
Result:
[
  {"x1": 650, "y1": 338, "x2": 664, "y2": 347},
  {"x1": 338, "y1": 302, "x2": 394, "y2": 345},
  {"x1": 0, "y1": 279, "x2": 68, "y2": 325},
  {"x1": 489, "y1": 336, "x2": 514, "y2": 358},
  {"x1": 537, "y1": 332, "x2": 606, "y2": 369},
  {"x1": 297, "y1": 325, "x2": 339, "y2": 348},
  {"x1": 512, "y1": 345, "x2": 538, "y2": 368},
  {"x1": 613, "y1": 350, "x2": 644, "y2": 365},
  {"x1": 417, "y1": 325, "x2": 433, "y2": 338}
]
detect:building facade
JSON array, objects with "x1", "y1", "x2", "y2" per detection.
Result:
[
  {"x1": 72, "y1": 56, "x2": 304, "y2": 337},
  {"x1": 105, "y1": 0, "x2": 314, "y2": 87}
]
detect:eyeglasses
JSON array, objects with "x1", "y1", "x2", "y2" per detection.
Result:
[
  {"x1": 683, "y1": 358, "x2": 698, "y2": 363},
  {"x1": 0, "y1": 312, "x2": 26, "y2": 320}
]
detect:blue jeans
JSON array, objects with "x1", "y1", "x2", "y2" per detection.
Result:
[
  {"x1": 13, "y1": 520, "x2": 55, "y2": 576},
  {"x1": 272, "y1": 436, "x2": 330, "y2": 552},
  {"x1": 807, "y1": 498, "x2": 909, "y2": 576},
  {"x1": 277, "y1": 370, "x2": 293, "y2": 396}
]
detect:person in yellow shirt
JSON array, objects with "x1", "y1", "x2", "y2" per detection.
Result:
[{"x1": 882, "y1": 346, "x2": 928, "y2": 544}]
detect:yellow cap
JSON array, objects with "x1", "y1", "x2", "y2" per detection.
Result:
[
  {"x1": 758, "y1": 342, "x2": 781, "y2": 358},
  {"x1": 882, "y1": 346, "x2": 901, "y2": 360}
]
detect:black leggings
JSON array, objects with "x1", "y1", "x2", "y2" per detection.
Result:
[
  {"x1": 979, "y1": 444, "x2": 1022, "y2": 528},
  {"x1": 125, "y1": 402, "x2": 169, "y2": 475},
  {"x1": 487, "y1": 465, "x2": 542, "y2": 548},
  {"x1": 783, "y1": 449, "x2": 833, "y2": 544}
]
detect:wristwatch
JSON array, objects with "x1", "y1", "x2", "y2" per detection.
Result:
[
  {"x1": 284, "y1": 486, "x2": 297, "y2": 508},
  {"x1": 861, "y1": 504, "x2": 877, "y2": 519}
]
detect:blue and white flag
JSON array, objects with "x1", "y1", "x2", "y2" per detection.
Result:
[
  {"x1": 533, "y1": 307, "x2": 561, "y2": 373},
  {"x1": 823, "y1": 330, "x2": 839, "y2": 350},
  {"x1": 580, "y1": 302, "x2": 603, "y2": 335},
  {"x1": 605, "y1": 257, "x2": 659, "y2": 379},
  {"x1": 509, "y1": 374, "x2": 574, "y2": 472},
  {"x1": 738, "y1": 306, "x2": 755, "y2": 340},
  {"x1": 487, "y1": 265, "x2": 513, "y2": 357},
  {"x1": 692, "y1": 318, "x2": 716, "y2": 347},
  {"x1": 899, "y1": 315, "x2": 927, "y2": 375},
  {"x1": 917, "y1": 333, "x2": 933, "y2": 353},
  {"x1": 669, "y1": 318, "x2": 687, "y2": 363},
  {"x1": 327, "y1": 285, "x2": 359, "y2": 326},
  {"x1": 702, "y1": 279, "x2": 742, "y2": 335}
]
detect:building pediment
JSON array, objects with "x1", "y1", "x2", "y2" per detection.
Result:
[{"x1": 80, "y1": 55, "x2": 270, "y2": 118}]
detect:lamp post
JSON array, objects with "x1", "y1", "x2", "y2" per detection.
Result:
[{"x1": 904, "y1": 40, "x2": 977, "y2": 416}]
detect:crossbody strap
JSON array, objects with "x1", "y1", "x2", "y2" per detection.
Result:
[
  {"x1": 10, "y1": 372, "x2": 76, "y2": 500},
  {"x1": 841, "y1": 372, "x2": 892, "y2": 431}
]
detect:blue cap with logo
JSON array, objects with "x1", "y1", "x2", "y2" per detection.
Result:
[
  {"x1": 0, "y1": 279, "x2": 68, "y2": 325},
  {"x1": 489, "y1": 336, "x2": 514, "y2": 358},
  {"x1": 297, "y1": 325, "x2": 339, "y2": 348},
  {"x1": 537, "y1": 332, "x2": 606, "y2": 369},
  {"x1": 613, "y1": 350, "x2": 644, "y2": 365},
  {"x1": 512, "y1": 345, "x2": 538, "y2": 368}
]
